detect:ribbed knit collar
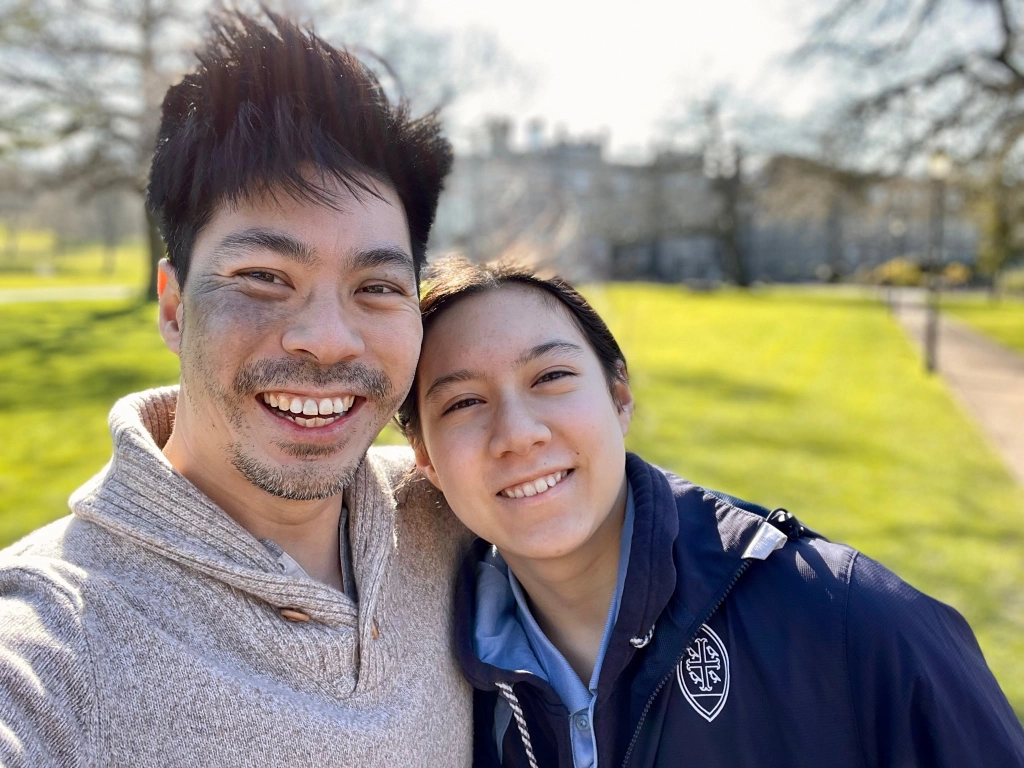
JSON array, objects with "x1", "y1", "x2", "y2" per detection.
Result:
[{"x1": 70, "y1": 386, "x2": 396, "y2": 633}]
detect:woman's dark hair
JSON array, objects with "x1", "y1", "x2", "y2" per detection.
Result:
[
  {"x1": 146, "y1": 10, "x2": 453, "y2": 288},
  {"x1": 397, "y1": 256, "x2": 628, "y2": 440}
]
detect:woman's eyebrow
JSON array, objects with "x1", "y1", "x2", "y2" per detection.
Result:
[
  {"x1": 423, "y1": 341, "x2": 583, "y2": 404},
  {"x1": 423, "y1": 370, "x2": 479, "y2": 404},
  {"x1": 513, "y1": 340, "x2": 584, "y2": 368}
]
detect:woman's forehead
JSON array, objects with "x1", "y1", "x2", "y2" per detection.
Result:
[{"x1": 420, "y1": 286, "x2": 587, "y2": 378}]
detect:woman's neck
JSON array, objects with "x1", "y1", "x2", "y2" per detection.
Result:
[{"x1": 502, "y1": 481, "x2": 628, "y2": 685}]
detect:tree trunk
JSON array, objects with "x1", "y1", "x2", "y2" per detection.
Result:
[{"x1": 145, "y1": 207, "x2": 164, "y2": 301}]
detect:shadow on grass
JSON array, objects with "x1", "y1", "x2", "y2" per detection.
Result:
[{"x1": 0, "y1": 300, "x2": 176, "y2": 412}]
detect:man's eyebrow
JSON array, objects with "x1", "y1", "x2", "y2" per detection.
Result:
[
  {"x1": 351, "y1": 246, "x2": 415, "y2": 275},
  {"x1": 423, "y1": 370, "x2": 480, "y2": 404},
  {"x1": 212, "y1": 228, "x2": 318, "y2": 266},
  {"x1": 513, "y1": 340, "x2": 584, "y2": 368}
]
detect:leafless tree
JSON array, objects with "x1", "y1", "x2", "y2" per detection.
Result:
[
  {"x1": 0, "y1": 0, "x2": 517, "y2": 298},
  {"x1": 0, "y1": 0, "x2": 203, "y2": 297},
  {"x1": 796, "y1": 0, "x2": 1024, "y2": 280}
]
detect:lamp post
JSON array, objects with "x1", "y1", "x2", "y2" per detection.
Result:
[{"x1": 924, "y1": 151, "x2": 951, "y2": 373}]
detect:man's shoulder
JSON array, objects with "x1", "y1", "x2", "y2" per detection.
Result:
[
  {"x1": 365, "y1": 445, "x2": 473, "y2": 557},
  {"x1": 0, "y1": 515, "x2": 107, "y2": 608}
]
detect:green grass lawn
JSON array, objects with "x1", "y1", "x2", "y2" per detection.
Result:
[
  {"x1": 0, "y1": 241, "x2": 148, "y2": 290},
  {"x1": 943, "y1": 294, "x2": 1024, "y2": 354},
  {"x1": 1, "y1": 286, "x2": 1023, "y2": 716}
]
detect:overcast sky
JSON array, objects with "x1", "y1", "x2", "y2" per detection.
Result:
[{"x1": 410, "y1": 0, "x2": 827, "y2": 159}]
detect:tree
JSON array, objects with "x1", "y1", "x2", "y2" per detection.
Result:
[
  {"x1": 797, "y1": 0, "x2": 1024, "y2": 284},
  {"x1": 0, "y1": 0, "x2": 515, "y2": 298},
  {"x1": 0, "y1": 0, "x2": 202, "y2": 298}
]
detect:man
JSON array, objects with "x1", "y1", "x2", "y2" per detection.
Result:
[{"x1": 0, "y1": 12, "x2": 471, "y2": 766}]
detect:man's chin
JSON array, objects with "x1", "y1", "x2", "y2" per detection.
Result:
[{"x1": 229, "y1": 447, "x2": 359, "y2": 501}]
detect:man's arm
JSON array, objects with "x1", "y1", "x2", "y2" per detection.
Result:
[
  {"x1": 845, "y1": 553, "x2": 1024, "y2": 767},
  {"x1": 0, "y1": 563, "x2": 96, "y2": 767}
]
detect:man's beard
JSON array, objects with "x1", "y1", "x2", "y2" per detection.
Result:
[
  {"x1": 185, "y1": 348, "x2": 404, "y2": 500},
  {"x1": 229, "y1": 446, "x2": 359, "y2": 500}
]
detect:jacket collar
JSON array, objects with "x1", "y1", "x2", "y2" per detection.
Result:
[
  {"x1": 70, "y1": 386, "x2": 396, "y2": 631},
  {"x1": 455, "y1": 453, "x2": 769, "y2": 694}
]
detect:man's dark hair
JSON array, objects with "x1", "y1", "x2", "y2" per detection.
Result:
[
  {"x1": 396, "y1": 256, "x2": 628, "y2": 441},
  {"x1": 147, "y1": 11, "x2": 453, "y2": 287}
]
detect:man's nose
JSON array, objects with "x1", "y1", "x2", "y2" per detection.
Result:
[
  {"x1": 488, "y1": 397, "x2": 551, "y2": 458},
  {"x1": 280, "y1": 291, "x2": 365, "y2": 364}
]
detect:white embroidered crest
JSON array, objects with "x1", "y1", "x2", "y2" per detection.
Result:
[{"x1": 676, "y1": 623, "x2": 730, "y2": 722}]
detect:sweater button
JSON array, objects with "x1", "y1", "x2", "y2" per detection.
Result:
[{"x1": 279, "y1": 608, "x2": 310, "y2": 622}]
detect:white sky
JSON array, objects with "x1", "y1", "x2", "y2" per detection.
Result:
[{"x1": 413, "y1": 0, "x2": 826, "y2": 159}]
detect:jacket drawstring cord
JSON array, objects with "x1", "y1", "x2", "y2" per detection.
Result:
[{"x1": 495, "y1": 681, "x2": 540, "y2": 768}]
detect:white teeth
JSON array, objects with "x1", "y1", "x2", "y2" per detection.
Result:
[
  {"x1": 295, "y1": 416, "x2": 310, "y2": 427},
  {"x1": 501, "y1": 470, "x2": 568, "y2": 499},
  {"x1": 264, "y1": 392, "x2": 356, "y2": 417},
  {"x1": 313, "y1": 417, "x2": 326, "y2": 427}
]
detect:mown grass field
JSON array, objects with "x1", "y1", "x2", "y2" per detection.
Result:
[
  {"x1": 1, "y1": 286, "x2": 1022, "y2": 716},
  {"x1": 0, "y1": 240, "x2": 147, "y2": 290},
  {"x1": 943, "y1": 294, "x2": 1024, "y2": 354}
]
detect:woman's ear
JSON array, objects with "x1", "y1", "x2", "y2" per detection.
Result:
[
  {"x1": 612, "y1": 362, "x2": 634, "y2": 436},
  {"x1": 411, "y1": 437, "x2": 442, "y2": 490}
]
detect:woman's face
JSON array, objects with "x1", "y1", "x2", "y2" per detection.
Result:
[{"x1": 413, "y1": 285, "x2": 633, "y2": 562}]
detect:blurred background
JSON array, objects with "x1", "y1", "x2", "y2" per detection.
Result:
[{"x1": 1, "y1": 0, "x2": 1023, "y2": 715}]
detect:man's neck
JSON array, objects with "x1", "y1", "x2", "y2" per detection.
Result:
[
  {"x1": 502, "y1": 482, "x2": 627, "y2": 684},
  {"x1": 161, "y1": 419, "x2": 345, "y2": 591}
]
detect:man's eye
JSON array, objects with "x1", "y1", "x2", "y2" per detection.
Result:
[
  {"x1": 243, "y1": 270, "x2": 281, "y2": 284},
  {"x1": 361, "y1": 284, "x2": 399, "y2": 295}
]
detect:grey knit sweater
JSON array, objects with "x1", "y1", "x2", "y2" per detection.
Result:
[{"x1": 0, "y1": 387, "x2": 472, "y2": 767}]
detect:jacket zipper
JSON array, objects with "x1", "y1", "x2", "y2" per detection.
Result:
[{"x1": 620, "y1": 558, "x2": 754, "y2": 768}]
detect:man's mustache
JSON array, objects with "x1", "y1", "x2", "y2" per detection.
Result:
[{"x1": 233, "y1": 358, "x2": 392, "y2": 401}]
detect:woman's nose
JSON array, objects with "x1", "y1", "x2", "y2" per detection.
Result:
[{"x1": 488, "y1": 398, "x2": 551, "y2": 458}]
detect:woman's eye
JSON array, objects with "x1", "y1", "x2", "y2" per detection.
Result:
[
  {"x1": 442, "y1": 397, "x2": 482, "y2": 415},
  {"x1": 536, "y1": 370, "x2": 574, "y2": 385}
]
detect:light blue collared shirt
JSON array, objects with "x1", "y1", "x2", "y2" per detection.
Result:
[{"x1": 474, "y1": 484, "x2": 635, "y2": 768}]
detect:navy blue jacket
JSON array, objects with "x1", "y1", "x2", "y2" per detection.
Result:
[{"x1": 454, "y1": 454, "x2": 1024, "y2": 768}]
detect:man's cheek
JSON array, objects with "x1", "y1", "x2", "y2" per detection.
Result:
[{"x1": 186, "y1": 290, "x2": 285, "y2": 345}]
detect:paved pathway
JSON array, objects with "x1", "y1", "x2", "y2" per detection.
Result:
[
  {"x1": 892, "y1": 289, "x2": 1024, "y2": 487},
  {"x1": 0, "y1": 285, "x2": 137, "y2": 304}
]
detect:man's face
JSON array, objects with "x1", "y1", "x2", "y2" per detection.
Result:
[{"x1": 159, "y1": 177, "x2": 421, "y2": 500}]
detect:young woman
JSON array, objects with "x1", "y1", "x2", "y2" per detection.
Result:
[{"x1": 397, "y1": 258, "x2": 1024, "y2": 768}]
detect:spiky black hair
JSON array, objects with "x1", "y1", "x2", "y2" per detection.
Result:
[{"x1": 146, "y1": 10, "x2": 453, "y2": 286}]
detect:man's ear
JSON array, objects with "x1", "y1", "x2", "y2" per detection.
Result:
[
  {"x1": 612, "y1": 362, "x2": 634, "y2": 437},
  {"x1": 411, "y1": 437, "x2": 442, "y2": 490},
  {"x1": 157, "y1": 259, "x2": 184, "y2": 356}
]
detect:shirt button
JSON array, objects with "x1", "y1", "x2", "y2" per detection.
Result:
[{"x1": 574, "y1": 714, "x2": 590, "y2": 731}]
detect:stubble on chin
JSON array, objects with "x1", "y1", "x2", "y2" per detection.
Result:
[{"x1": 228, "y1": 444, "x2": 359, "y2": 501}]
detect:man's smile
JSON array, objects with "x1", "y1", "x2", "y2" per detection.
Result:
[{"x1": 259, "y1": 391, "x2": 360, "y2": 429}]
